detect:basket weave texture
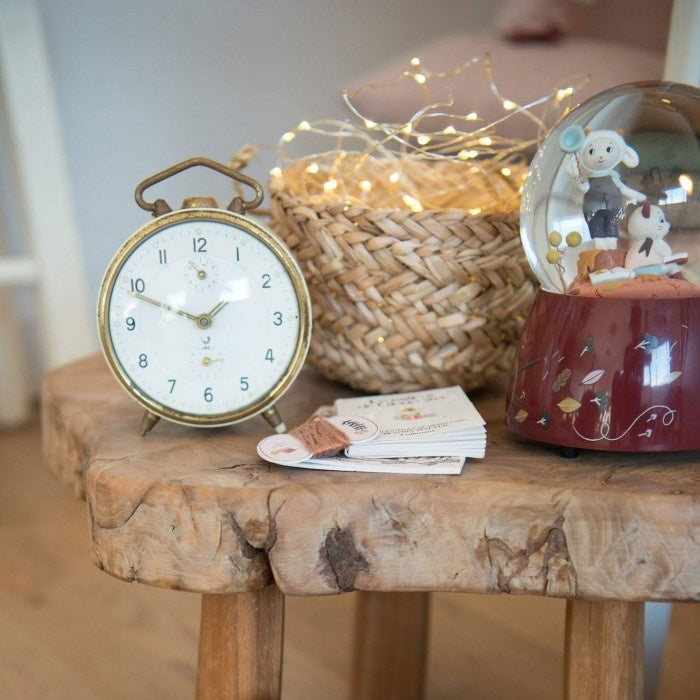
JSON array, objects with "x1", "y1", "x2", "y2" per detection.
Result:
[{"x1": 269, "y1": 159, "x2": 537, "y2": 394}]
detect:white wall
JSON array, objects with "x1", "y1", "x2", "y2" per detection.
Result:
[{"x1": 36, "y1": 0, "x2": 497, "y2": 300}]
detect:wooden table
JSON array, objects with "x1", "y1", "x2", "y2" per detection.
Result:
[{"x1": 42, "y1": 355, "x2": 699, "y2": 700}]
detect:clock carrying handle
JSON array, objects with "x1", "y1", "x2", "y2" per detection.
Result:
[{"x1": 134, "y1": 157, "x2": 264, "y2": 217}]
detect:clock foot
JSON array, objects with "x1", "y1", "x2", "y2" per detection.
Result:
[
  {"x1": 139, "y1": 411, "x2": 161, "y2": 436},
  {"x1": 261, "y1": 406, "x2": 286, "y2": 434}
]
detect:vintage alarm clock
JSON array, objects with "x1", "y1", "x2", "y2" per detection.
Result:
[{"x1": 97, "y1": 157, "x2": 311, "y2": 435}]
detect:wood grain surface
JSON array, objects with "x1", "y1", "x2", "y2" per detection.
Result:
[
  {"x1": 42, "y1": 355, "x2": 700, "y2": 601},
  {"x1": 195, "y1": 586, "x2": 284, "y2": 699},
  {"x1": 563, "y1": 600, "x2": 644, "y2": 699}
]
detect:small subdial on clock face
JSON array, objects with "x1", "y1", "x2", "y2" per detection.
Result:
[
  {"x1": 185, "y1": 257, "x2": 219, "y2": 292},
  {"x1": 191, "y1": 338, "x2": 226, "y2": 379}
]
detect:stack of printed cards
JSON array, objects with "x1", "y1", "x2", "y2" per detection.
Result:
[
  {"x1": 257, "y1": 386, "x2": 486, "y2": 474},
  {"x1": 335, "y1": 386, "x2": 486, "y2": 460}
]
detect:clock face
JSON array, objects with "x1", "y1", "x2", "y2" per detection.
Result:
[{"x1": 98, "y1": 209, "x2": 311, "y2": 426}]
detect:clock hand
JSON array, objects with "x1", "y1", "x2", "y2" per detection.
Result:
[
  {"x1": 207, "y1": 300, "x2": 229, "y2": 318},
  {"x1": 191, "y1": 300, "x2": 228, "y2": 331},
  {"x1": 201, "y1": 356, "x2": 224, "y2": 366},
  {"x1": 129, "y1": 291, "x2": 198, "y2": 321},
  {"x1": 189, "y1": 260, "x2": 207, "y2": 280}
]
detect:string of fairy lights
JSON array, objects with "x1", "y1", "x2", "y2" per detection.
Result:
[{"x1": 268, "y1": 54, "x2": 589, "y2": 214}]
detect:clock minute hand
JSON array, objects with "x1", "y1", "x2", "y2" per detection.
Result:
[{"x1": 129, "y1": 291, "x2": 198, "y2": 321}]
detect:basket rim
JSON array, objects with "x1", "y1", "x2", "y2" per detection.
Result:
[{"x1": 269, "y1": 179, "x2": 520, "y2": 221}]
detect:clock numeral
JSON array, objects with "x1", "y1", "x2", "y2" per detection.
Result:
[
  {"x1": 138, "y1": 353, "x2": 148, "y2": 368},
  {"x1": 158, "y1": 249, "x2": 167, "y2": 264},
  {"x1": 240, "y1": 377, "x2": 249, "y2": 391},
  {"x1": 273, "y1": 311, "x2": 283, "y2": 326},
  {"x1": 130, "y1": 278, "x2": 146, "y2": 293},
  {"x1": 265, "y1": 348, "x2": 274, "y2": 363},
  {"x1": 204, "y1": 387, "x2": 213, "y2": 402},
  {"x1": 262, "y1": 273, "x2": 271, "y2": 289},
  {"x1": 126, "y1": 317, "x2": 136, "y2": 331},
  {"x1": 235, "y1": 247, "x2": 240, "y2": 262},
  {"x1": 193, "y1": 237, "x2": 207, "y2": 253},
  {"x1": 168, "y1": 379, "x2": 176, "y2": 394}
]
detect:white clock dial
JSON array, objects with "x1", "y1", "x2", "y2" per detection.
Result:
[{"x1": 99, "y1": 209, "x2": 310, "y2": 426}]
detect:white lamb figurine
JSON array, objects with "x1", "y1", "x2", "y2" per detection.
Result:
[
  {"x1": 624, "y1": 201, "x2": 687, "y2": 276},
  {"x1": 564, "y1": 129, "x2": 646, "y2": 250}
]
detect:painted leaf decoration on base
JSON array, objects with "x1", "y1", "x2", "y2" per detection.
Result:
[
  {"x1": 552, "y1": 368, "x2": 571, "y2": 392},
  {"x1": 580, "y1": 369, "x2": 605, "y2": 385},
  {"x1": 515, "y1": 409, "x2": 528, "y2": 423},
  {"x1": 557, "y1": 397, "x2": 581, "y2": 413}
]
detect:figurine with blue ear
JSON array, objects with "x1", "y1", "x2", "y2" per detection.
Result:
[{"x1": 560, "y1": 126, "x2": 647, "y2": 249}]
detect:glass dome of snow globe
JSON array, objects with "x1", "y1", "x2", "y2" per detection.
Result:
[
  {"x1": 520, "y1": 81, "x2": 700, "y2": 297},
  {"x1": 506, "y1": 82, "x2": 700, "y2": 454}
]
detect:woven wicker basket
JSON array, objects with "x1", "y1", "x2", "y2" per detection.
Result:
[{"x1": 269, "y1": 155, "x2": 536, "y2": 394}]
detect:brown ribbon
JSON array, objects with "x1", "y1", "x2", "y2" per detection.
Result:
[{"x1": 289, "y1": 415, "x2": 351, "y2": 457}]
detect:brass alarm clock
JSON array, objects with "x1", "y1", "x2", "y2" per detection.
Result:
[{"x1": 97, "y1": 157, "x2": 311, "y2": 435}]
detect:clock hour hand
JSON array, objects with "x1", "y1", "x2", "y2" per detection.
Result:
[
  {"x1": 129, "y1": 291, "x2": 198, "y2": 321},
  {"x1": 207, "y1": 300, "x2": 229, "y2": 318}
]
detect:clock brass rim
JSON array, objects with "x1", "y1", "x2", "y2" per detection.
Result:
[{"x1": 97, "y1": 207, "x2": 312, "y2": 427}]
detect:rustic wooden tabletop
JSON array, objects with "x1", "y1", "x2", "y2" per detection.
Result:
[{"x1": 42, "y1": 354, "x2": 699, "y2": 603}]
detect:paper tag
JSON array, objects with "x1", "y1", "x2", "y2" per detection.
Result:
[
  {"x1": 326, "y1": 415, "x2": 379, "y2": 443},
  {"x1": 257, "y1": 433, "x2": 312, "y2": 464},
  {"x1": 257, "y1": 415, "x2": 379, "y2": 465}
]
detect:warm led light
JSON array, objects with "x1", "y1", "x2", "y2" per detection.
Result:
[
  {"x1": 323, "y1": 178, "x2": 338, "y2": 192},
  {"x1": 269, "y1": 167, "x2": 282, "y2": 178},
  {"x1": 501, "y1": 167, "x2": 512, "y2": 177},
  {"x1": 401, "y1": 123, "x2": 413, "y2": 134},
  {"x1": 466, "y1": 112, "x2": 478, "y2": 120},
  {"x1": 414, "y1": 73, "x2": 426, "y2": 84},
  {"x1": 502, "y1": 99, "x2": 517, "y2": 110},
  {"x1": 662, "y1": 98, "x2": 671, "y2": 104},
  {"x1": 468, "y1": 207, "x2": 482, "y2": 215},
  {"x1": 417, "y1": 134, "x2": 431, "y2": 146},
  {"x1": 298, "y1": 120, "x2": 311, "y2": 131},
  {"x1": 478, "y1": 136, "x2": 492, "y2": 146},
  {"x1": 305, "y1": 162, "x2": 319, "y2": 174},
  {"x1": 359, "y1": 180, "x2": 372, "y2": 192},
  {"x1": 410, "y1": 57, "x2": 421, "y2": 66},
  {"x1": 377, "y1": 336, "x2": 385, "y2": 343},
  {"x1": 282, "y1": 131, "x2": 296, "y2": 142},
  {"x1": 389, "y1": 171, "x2": 400, "y2": 183},
  {"x1": 679, "y1": 173, "x2": 694, "y2": 195},
  {"x1": 555, "y1": 87, "x2": 574, "y2": 101},
  {"x1": 458, "y1": 149, "x2": 479, "y2": 160},
  {"x1": 443, "y1": 125, "x2": 456, "y2": 134},
  {"x1": 364, "y1": 119, "x2": 377, "y2": 129},
  {"x1": 402, "y1": 194, "x2": 424, "y2": 212}
]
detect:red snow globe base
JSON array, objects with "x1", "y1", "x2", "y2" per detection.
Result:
[
  {"x1": 505, "y1": 81, "x2": 700, "y2": 453},
  {"x1": 505, "y1": 290, "x2": 700, "y2": 452}
]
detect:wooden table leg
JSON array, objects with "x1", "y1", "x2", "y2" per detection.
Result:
[
  {"x1": 564, "y1": 599, "x2": 644, "y2": 700},
  {"x1": 351, "y1": 591, "x2": 430, "y2": 700},
  {"x1": 196, "y1": 584, "x2": 284, "y2": 700}
]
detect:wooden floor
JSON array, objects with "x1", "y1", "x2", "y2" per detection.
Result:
[{"x1": 0, "y1": 418, "x2": 697, "y2": 699}]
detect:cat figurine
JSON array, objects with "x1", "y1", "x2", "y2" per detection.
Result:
[{"x1": 625, "y1": 201, "x2": 687, "y2": 276}]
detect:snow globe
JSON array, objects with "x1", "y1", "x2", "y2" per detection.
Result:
[{"x1": 506, "y1": 82, "x2": 700, "y2": 453}]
